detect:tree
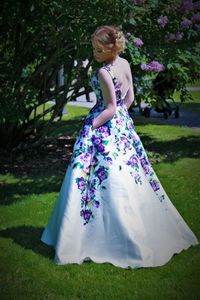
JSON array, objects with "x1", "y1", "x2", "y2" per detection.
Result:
[{"x1": 0, "y1": 0, "x2": 199, "y2": 151}]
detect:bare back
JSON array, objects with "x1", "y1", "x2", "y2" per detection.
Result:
[{"x1": 108, "y1": 57, "x2": 133, "y2": 99}]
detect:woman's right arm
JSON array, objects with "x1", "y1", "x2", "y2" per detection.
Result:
[{"x1": 124, "y1": 62, "x2": 135, "y2": 110}]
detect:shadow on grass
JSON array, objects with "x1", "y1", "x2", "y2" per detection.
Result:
[
  {"x1": 139, "y1": 134, "x2": 200, "y2": 163},
  {"x1": 0, "y1": 225, "x2": 55, "y2": 260},
  {"x1": 1, "y1": 133, "x2": 200, "y2": 206},
  {"x1": 44, "y1": 116, "x2": 85, "y2": 137},
  {"x1": 0, "y1": 175, "x2": 62, "y2": 205}
]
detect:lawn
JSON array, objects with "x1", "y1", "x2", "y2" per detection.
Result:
[{"x1": 0, "y1": 94, "x2": 200, "y2": 299}]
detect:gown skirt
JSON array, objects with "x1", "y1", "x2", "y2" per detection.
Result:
[{"x1": 41, "y1": 64, "x2": 199, "y2": 269}]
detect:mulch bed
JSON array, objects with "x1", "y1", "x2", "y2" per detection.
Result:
[{"x1": 0, "y1": 136, "x2": 76, "y2": 177}]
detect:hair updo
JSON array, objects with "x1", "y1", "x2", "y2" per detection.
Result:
[{"x1": 91, "y1": 25, "x2": 126, "y2": 56}]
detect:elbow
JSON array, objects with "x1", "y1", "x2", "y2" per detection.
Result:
[
  {"x1": 106, "y1": 104, "x2": 117, "y2": 118},
  {"x1": 110, "y1": 106, "x2": 117, "y2": 118}
]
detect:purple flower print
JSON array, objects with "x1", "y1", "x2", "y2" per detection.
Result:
[
  {"x1": 127, "y1": 121, "x2": 134, "y2": 129},
  {"x1": 116, "y1": 118, "x2": 123, "y2": 125},
  {"x1": 80, "y1": 125, "x2": 90, "y2": 138},
  {"x1": 80, "y1": 152, "x2": 90, "y2": 163},
  {"x1": 80, "y1": 209, "x2": 93, "y2": 225},
  {"x1": 97, "y1": 143, "x2": 106, "y2": 153},
  {"x1": 127, "y1": 155, "x2": 139, "y2": 168},
  {"x1": 84, "y1": 117, "x2": 93, "y2": 126},
  {"x1": 76, "y1": 177, "x2": 87, "y2": 191},
  {"x1": 92, "y1": 135, "x2": 102, "y2": 146},
  {"x1": 94, "y1": 200, "x2": 100, "y2": 208},
  {"x1": 135, "y1": 146, "x2": 143, "y2": 157},
  {"x1": 143, "y1": 165, "x2": 151, "y2": 175},
  {"x1": 96, "y1": 166, "x2": 108, "y2": 183},
  {"x1": 140, "y1": 156, "x2": 149, "y2": 167},
  {"x1": 134, "y1": 173, "x2": 142, "y2": 185},
  {"x1": 87, "y1": 186, "x2": 95, "y2": 200},
  {"x1": 96, "y1": 125, "x2": 111, "y2": 137},
  {"x1": 133, "y1": 37, "x2": 144, "y2": 47},
  {"x1": 157, "y1": 16, "x2": 169, "y2": 28},
  {"x1": 149, "y1": 179, "x2": 160, "y2": 192},
  {"x1": 181, "y1": 18, "x2": 192, "y2": 28},
  {"x1": 81, "y1": 195, "x2": 87, "y2": 207}
]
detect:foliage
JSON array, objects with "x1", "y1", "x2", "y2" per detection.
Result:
[
  {"x1": 0, "y1": 0, "x2": 122, "y2": 150},
  {"x1": 0, "y1": 0, "x2": 199, "y2": 150},
  {"x1": 123, "y1": 0, "x2": 200, "y2": 104}
]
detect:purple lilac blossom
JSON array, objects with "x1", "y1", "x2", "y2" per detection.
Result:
[
  {"x1": 194, "y1": 1, "x2": 200, "y2": 10},
  {"x1": 181, "y1": 18, "x2": 192, "y2": 28},
  {"x1": 166, "y1": 33, "x2": 176, "y2": 41},
  {"x1": 133, "y1": 37, "x2": 144, "y2": 47},
  {"x1": 191, "y1": 14, "x2": 200, "y2": 23},
  {"x1": 180, "y1": 0, "x2": 194, "y2": 13},
  {"x1": 125, "y1": 32, "x2": 132, "y2": 38},
  {"x1": 141, "y1": 61, "x2": 165, "y2": 72},
  {"x1": 175, "y1": 31, "x2": 184, "y2": 40},
  {"x1": 166, "y1": 31, "x2": 184, "y2": 42},
  {"x1": 157, "y1": 16, "x2": 169, "y2": 28},
  {"x1": 132, "y1": 0, "x2": 146, "y2": 4}
]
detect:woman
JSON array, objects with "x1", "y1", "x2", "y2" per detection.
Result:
[{"x1": 41, "y1": 25, "x2": 199, "y2": 269}]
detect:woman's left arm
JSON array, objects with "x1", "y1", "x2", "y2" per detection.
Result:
[{"x1": 92, "y1": 68, "x2": 117, "y2": 129}]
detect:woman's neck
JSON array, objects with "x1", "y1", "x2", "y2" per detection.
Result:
[{"x1": 105, "y1": 55, "x2": 120, "y2": 66}]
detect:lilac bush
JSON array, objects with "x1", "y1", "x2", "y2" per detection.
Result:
[
  {"x1": 157, "y1": 16, "x2": 169, "y2": 28},
  {"x1": 124, "y1": 0, "x2": 200, "y2": 104},
  {"x1": 133, "y1": 37, "x2": 144, "y2": 47}
]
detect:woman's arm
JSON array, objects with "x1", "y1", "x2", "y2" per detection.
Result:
[
  {"x1": 124, "y1": 63, "x2": 135, "y2": 110},
  {"x1": 92, "y1": 68, "x2": 117, "y2": 129}
]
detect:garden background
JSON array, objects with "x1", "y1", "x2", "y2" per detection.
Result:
[{"x1": 0, "y1": 0, "x2": 200, "y2": 299}]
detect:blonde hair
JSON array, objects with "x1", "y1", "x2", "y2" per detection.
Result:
[{"x1": 91, "y1": 25, "x2": 126, "y2": 56}]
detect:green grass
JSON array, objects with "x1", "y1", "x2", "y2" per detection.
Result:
[{"x1": 1, "y1": 100, "x2": 200, "y2": 299}]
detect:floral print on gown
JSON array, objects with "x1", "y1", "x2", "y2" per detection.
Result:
[{"x1": 41, "y1": 64, "x2": 199, "y2": 269}]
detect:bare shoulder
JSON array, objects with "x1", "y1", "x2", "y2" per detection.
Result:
[
  {"x1": 98, "y1": 67, "x2": 112, "y2": 83},
  {"x1": 119, "y1": 57, "x2": 130, "y2": 65},
  {"x1": 118, "y1": 57, "x2": 131, "y2": 73}
]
